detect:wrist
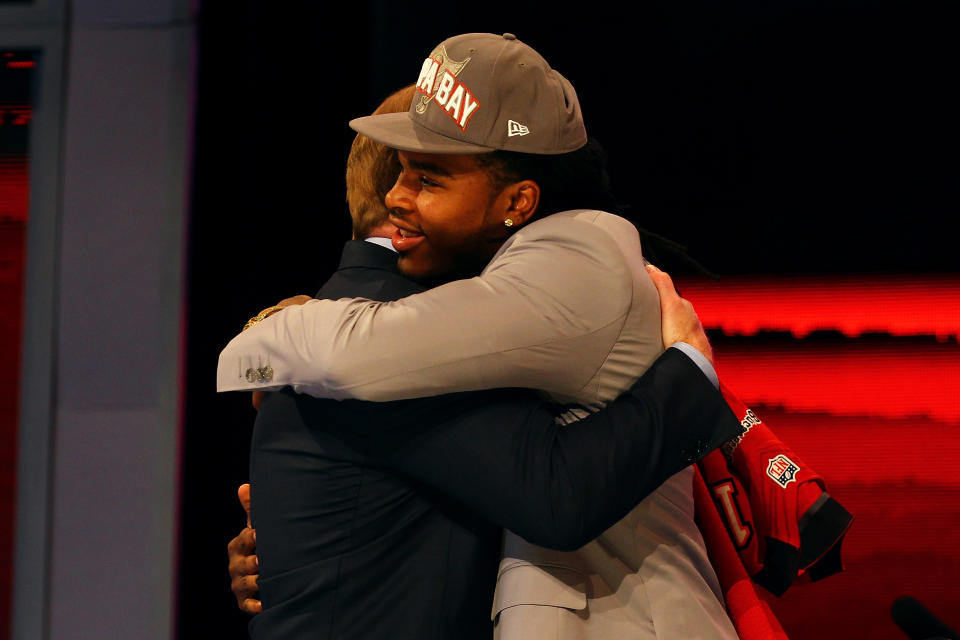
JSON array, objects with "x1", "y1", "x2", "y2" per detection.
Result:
[
  {"x1": 243, "y1": 305, "x2": 284, "y2": 332},
  {"x1": 670, "y1": 341, "x2": 719, "y2": 389}
]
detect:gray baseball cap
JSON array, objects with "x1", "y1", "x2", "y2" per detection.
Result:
[{"x1": 350, "y1": 33, "x2": 587, "y2": 155}]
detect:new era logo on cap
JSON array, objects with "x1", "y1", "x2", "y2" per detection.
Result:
[{"x1": 507, "y1": 120, "x2": 529, "y2": 137}]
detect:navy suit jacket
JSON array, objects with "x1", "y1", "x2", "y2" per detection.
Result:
[{"x1": 248, "y1": 240, "x2": 742, "y2": 640}]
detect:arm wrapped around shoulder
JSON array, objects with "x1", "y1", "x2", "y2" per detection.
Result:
[{"x1": 217, "y1": 212, "x2": 637, "y2": 402}]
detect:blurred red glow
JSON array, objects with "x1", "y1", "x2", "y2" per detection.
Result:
[
  {"x1": 675, "y1": 275, "x2": 960, "y2": 342},
  {"x1": 716, "y1": 344, "x2": 959, "y2": 424}
]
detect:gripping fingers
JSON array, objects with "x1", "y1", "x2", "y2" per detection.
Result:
[
  {"x1": 228, "y1": 527, "x2": 256, "y2": 557},
  {"x1": 232, "y1": 573, "x2": 262, "y2": 613},
  {"x1": 228, "y1": 525, "x2": 261, "y2": 613},
  {"x1": 240, "y1": 597, "x2": 263, "y2": 615}
]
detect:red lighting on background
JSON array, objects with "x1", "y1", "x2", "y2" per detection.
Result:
[
  {"x1": 715, "y1": 343, "x2": 960, "y2": 424},
  {"x1": 0, "y1": 107, "x2": 31, "y2": 126},
  {"x1": 675, "y1": 275, "x2": 960, "y2": 342},
  {"x1": 671, "y1": 273, "x2": 960, "y2": 638},
  {"x1": 672, "y1": 274, "x2": 960, "y2": 423},
  {"x1": 4, "y1": 61, "x2": 35, "y2": 69},
  {"x1": 0, "y1": 156, "x2": 29, "y2": 222}
]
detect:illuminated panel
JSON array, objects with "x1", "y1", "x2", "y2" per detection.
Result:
[
  {"x1": 0, "y1": 151, "x2": 29, "y2": 221},
  {"x1": 672, "y1": 274, "x2": 960, "y2": 638},
  {"x1": 674, "y1": 275, "x2": 960, "y2": 341},
  {"x1": 715, "y1": 343, "x2": 959, "y2": 424},
  {"x1": 0, "y1": 49, "x2": 32, "y2": 640},
  {"x1": 0, "y1": 103, "x2": 30, "y2": 124},
  {"x1": 748, "y1": 405, "x2": 960, "y2": 639}
]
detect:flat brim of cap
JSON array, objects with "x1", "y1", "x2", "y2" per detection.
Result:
[{"x1": 349, "y1": 112, "x2": 495, "y2": 154}]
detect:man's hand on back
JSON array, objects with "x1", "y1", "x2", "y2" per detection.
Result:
[
  {"x1": 233, "y1": 297, "x2": 311, "y2": 608},
  {"x1": 228, "y1": 483, "x2": 262, "y2": 614},
  {"x1": 646, "y1": 264, "x2": 713, "y2": 364}
]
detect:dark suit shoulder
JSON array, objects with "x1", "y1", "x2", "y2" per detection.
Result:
[{"x1": 318, "y1": 241, "x2": 425, "y2": 302}]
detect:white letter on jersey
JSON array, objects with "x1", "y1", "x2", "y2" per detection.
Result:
[{"x1": 712, "y1": 481, "x2": 752, "y2": 548}]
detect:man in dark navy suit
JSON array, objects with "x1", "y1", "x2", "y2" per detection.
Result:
[{"x1": 227, "y1": 86, "x2": 741, "y2": 640}]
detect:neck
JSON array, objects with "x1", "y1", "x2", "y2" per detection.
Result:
[{"x1": 358, "y1": 220, "x2": 397, "y2": 240}]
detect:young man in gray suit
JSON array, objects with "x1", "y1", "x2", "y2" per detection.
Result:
[{"x1": 223, "y1": 34, "x2": 740, "y2": 639}]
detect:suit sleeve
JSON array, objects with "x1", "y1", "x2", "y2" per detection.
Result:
[
  {"x1": 369, "y1": 348, "x2": 744, "y2": 551},
  {"x1": 217, "y1": 214, "x2": 637, "y2": 401}
]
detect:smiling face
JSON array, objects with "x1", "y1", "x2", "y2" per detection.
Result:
[{"x1": 385, "y1": 150, "x2": 537, "y2": 281}]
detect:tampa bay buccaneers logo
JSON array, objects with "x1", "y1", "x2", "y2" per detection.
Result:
[{"x1": 413, "y1": 44, "x2": 480, "y2": 130}]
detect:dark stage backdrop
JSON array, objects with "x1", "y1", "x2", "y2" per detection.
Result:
[{"x1": 183, "y1": 2, "x2": 955, "y2": 639}]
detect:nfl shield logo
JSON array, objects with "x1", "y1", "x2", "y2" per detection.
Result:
[{"x1": 767, "y1": 455, "x2": 800, "y2": 488}]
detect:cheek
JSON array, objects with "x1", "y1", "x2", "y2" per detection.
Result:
[
  {"x1": 414, "y1": 188, "x2": 496, "y2": 270},
  {"x1": 420, "y1": 198, "x2": 481, "y2": 246},
  {"x1": 422, "y1": 227, "x2": 473, "y2": 263}
]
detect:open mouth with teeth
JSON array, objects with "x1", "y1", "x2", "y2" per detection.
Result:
[{"x1": 392, "y1": 226, "x2": 425, "y2": 252}]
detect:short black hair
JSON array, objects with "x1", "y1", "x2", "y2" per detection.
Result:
[
  {"x1": 476, "y1": 138, "x2": 716, "y2": 277},
  {"x1": 474, "y1": 137, "x2": 620, "y2": 220}
]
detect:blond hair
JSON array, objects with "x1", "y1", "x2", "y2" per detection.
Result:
[{"x1": 346, "y1": 85, "x2": 417, "y2": 238}]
